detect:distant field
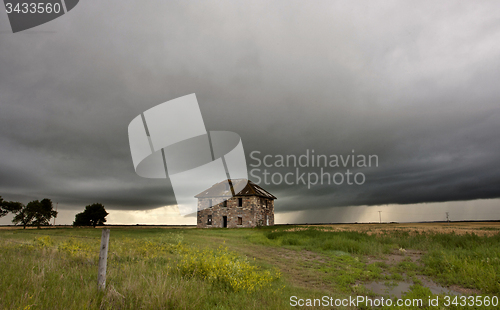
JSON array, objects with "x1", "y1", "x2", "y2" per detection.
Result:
[
  {"x1": 1, "y1": 222, "x2": 499, "y2": 309},
  {"x1": 303, "y1": 221, "x2": 500, "y2": 236}
]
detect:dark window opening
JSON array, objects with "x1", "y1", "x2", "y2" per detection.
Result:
[
  {"x1": 237, "y1": 216, "x2": 242, "y2": 225},
  {"x1": 238, "y1": 198, "x2": 243, "y2": 207},
  {"x1": 207, "y1": 215, "x2": 212, "y2": 225},
  {"x1": 222, "y1": 200, "x2": 227, "y2": 207}
]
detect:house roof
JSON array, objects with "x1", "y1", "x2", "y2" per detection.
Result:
[{"x1": 194, "y1": 179, "x2": 277, "y2": 199}]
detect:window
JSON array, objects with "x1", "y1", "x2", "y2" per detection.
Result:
[
  {"x1": 237, "y1": 216, "x2": 242, "y2": 225},
  {"x1": 238, "y1": 198, "x2": 243, "y2": 207},
  {"x1": 222, "y1": 200, "x2": 227, "y2": 207},
  {"x1": 207, "y1": 215, "x2": 212, "y2": 225}
]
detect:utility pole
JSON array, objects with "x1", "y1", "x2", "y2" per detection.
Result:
[
  {"x1": 378, "y1": 211, "x2": 382, "y2": 223},
  {"x1": 446, "y1": 212, "x2": 449, "y2": 224}
]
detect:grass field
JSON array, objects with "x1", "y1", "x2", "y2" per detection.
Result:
[{"x1": 1, "y1": 222, "x2": 499, "y2": 309}]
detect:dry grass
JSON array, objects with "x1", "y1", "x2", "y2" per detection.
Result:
[
  {"x1": 2, "y1": 223, "x2": 499, "y2": 309},
  {"x1": 294, "y1": 222, "x2": 500, "y2": 236}
]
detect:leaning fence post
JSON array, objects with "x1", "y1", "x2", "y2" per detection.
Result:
[{"x1": 98, "y1": 229, "x2": 110, "y2": 291}]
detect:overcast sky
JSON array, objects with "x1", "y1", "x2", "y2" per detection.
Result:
[{"x1": 1, "y1": 1, "x2": 500, "y2": 225}]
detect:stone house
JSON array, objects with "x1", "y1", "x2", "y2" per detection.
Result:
[{"x1": 195, "y1": 179, "x2": 276, "y2": 228}]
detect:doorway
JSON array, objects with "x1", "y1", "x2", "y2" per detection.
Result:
[{"x1": 223, "y1": 216, "x2": 227, "y2": 228}]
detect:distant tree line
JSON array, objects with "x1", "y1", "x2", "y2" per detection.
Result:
[
  {"x1": 1, "y1": 196, "x2": 109, "y2": 228},
  {"x1": 0, "y1": 196, "x2": 57, "y2": 229}
]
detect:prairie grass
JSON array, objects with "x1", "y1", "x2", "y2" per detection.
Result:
[
  {"x1": 0, "y1": 229, "x2": 289, "y2": 309},
  {"x1": 258, "y1": 226, "x2": 500, "y2": 293},
  {"x1": 1, "y1": 224, "x2": 499, "y2": 309}
]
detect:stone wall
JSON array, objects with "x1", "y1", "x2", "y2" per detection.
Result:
[
  {"x1": 255, "y1": 197, "x2": 274, "y2": 226},
  {"x1": 197, "y1": 196, "x2": 274, "y2": 228}
]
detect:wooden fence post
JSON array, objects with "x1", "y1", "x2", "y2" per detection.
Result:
[{"x1": 98, "y1": 229, "x2": 110, "y2": 291}]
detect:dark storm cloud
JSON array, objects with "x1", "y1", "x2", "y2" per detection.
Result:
[{"x1": 1, "y1": 0, "x2": 500, "y2": 220}]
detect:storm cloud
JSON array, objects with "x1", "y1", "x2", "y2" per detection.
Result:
[{"x1": 1, "y1": 0, "x2": 499, "y2": 223}]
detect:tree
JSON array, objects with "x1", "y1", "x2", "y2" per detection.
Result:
[
  {"x1": 0, "y1": 196, "x2": 23, "y2": 218},
  {"x1": 32, "y1": 199, "x2": 58, "y2": 229},
  {"x1": 73, "y1": 203, "x2": 108, "y2": 227},
  {"x1": 12, "y1": 199, "x2": 57, "y2": 229},
  {"x1": 12, "y1": 205, "x2": 32, "y2": 229}
]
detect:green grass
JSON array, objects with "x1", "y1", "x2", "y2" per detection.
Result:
[
  {"x1": 1, "y1": 226, "x2": 499, "y2": 309},
  {"x1": 263, "y1": 228, "x2": 396, "y2": 255},
  {"x1": 256, "y1": 226, "x2": 500, "y2": 292},
  {"x1": 1, "y1": 228, "x2": 350, "y2": 310}
]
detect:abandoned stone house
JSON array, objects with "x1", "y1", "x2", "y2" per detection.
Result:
[{"x1": 195, "y1": 179, "x2": 276, "y2": 228}]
